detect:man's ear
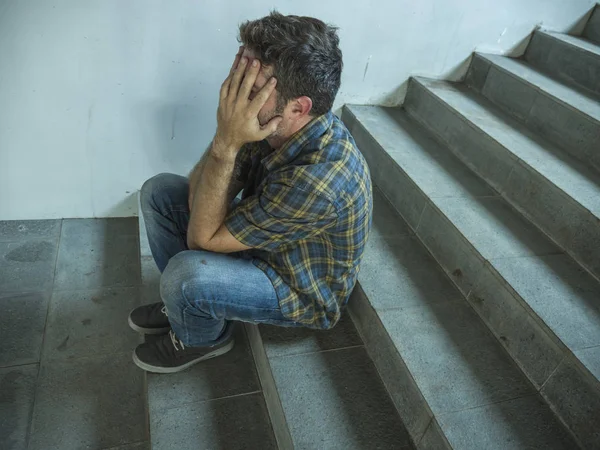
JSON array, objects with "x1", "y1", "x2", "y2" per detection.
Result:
[{"x1": 291, "y1": 96, "x2": 313, "y2": 117}]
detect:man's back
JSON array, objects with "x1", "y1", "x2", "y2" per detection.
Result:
[{"x1": 226, "y1": 111, "x2": 373, "y2": 329}]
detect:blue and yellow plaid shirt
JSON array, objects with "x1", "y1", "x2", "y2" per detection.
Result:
[{"x1": 225, "y1": 111, "x2": 372, "y2": 329}]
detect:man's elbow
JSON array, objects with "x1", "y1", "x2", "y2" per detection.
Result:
[{"x1": 186, "y1": 232, "x2": 210, "y2": 251}]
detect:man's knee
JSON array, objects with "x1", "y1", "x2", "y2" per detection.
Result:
[
  {"x1": 160, "y1": 250, "x2": 204, "y2": 306},
  {"x1": 140, "y1": 173, "x2": 189, "y2": 216},
  {"x1": 140, "y1": 173, "x2": 175, "y2": 208}
]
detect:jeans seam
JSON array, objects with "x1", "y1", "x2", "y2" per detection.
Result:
[{"x1": 193, "y1": 299, "x2": 281, "y2": 317}]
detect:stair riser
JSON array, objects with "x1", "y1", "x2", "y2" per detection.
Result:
[
  {"x1": 467, "y1": 54, "x2": 600, "y2": 173},
  {"x1": 345, "y1": 105, "x2": 562, "y2": 388},
  {"x1": 346, "y1": 115, "x2": 429, "y2": 231},
  {"x1": 540, "y1": 355, "x2": 600, "y2": 449},
  {"x1": 404, "y1": 79, "x2": 600, "y2": 282},
  {"x1": 584, "y1": 6, "x2": 600, "y2": 44},
  {"x1": 245, "y1": 324, "x2": 294, "y2": 450},
  {"x1": 525, "y1": 31, "x2": 600, "y2": 96},
  {"x1": 345, "y1": 104, "x2": 600, "y2": 448},
  {"x1": 347, "y1": 285, "x2": 436, "y2": 447}
]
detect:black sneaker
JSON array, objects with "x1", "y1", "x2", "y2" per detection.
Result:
[
  {"x1": 132, "y1": 323, "x2": 235, "y2": 373},
  {"x1": 128, "y1": 302, "x2": 171, "y2": 335}
]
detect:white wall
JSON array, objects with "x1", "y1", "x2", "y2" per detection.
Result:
[{"x1": 0, "y1": 0, "x2": 595, "y2": 219}]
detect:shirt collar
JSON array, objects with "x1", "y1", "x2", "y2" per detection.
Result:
[{"x1": 262, "y1": 111, "x2": 334, "y2": 172}]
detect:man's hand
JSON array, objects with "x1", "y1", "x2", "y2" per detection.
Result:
[{"x1": 214, "y1": 55, "x2": 282, "y2": 157}]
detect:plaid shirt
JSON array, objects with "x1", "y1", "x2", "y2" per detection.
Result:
[{"x1": 225, "y1": 111, "x2": 372, "y2": 329}]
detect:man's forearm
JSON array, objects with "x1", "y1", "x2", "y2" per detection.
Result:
[
  {"x1": 187, "y1": 140, "x2": 237, "y2": 249},
  {"x1": 188, "y1": 144, "x2": 212, "y2": 210}
]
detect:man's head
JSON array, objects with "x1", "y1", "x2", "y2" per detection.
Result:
[{"x1": 238, "y1": 11, "x2": 343, "y2": 146}]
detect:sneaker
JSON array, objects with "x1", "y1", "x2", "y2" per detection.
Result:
[
  {"x1": 128, "y1": 302, "x2": 171, "y2": 335},
  {"x1": 132, "y1": 323, "x2": 235, "y2": 373}
]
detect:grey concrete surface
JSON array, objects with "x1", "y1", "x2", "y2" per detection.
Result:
[
  {"x1": 408, "y1": 77, "x2": 600, "y2": 281},
  {"x1": 436, "y1": 395, "x2": 577, "y2": 449},
  {"x1": 0, "y1": 364, "x2": 37, "y2": 450},
  {"x1": 347, "y1": 93, "x2": 596, "y2": 447},
  {"x1": 526, "y1": 30, "x2": 600, "y2": 96},
  {"x1": 470, "y1": 53, "x2": 600, "y2": 172},
  {"x1": 585, "y1": 5, "x2": 600, "y2": 44},
  {"x1": 147, "y1": 325, "x2": 261, "y2": 412},
  {"x1": 0, "y1": 292, "x2": 49, "y2": 367},
  {"x1": 29, "y1": 352, "x2": 146, "y2": 450},
  {"x1": 54, "y1": 218, "x2": 141, "y2": 290},
  {"x1": 268, "y1": 346, "x2": 413, "y2": 449},
  {"x1": 149, "y1": 393, "x2": 278, "y2": 450},
  {"x1": 541, "y1": 356, "x2": 600, "y2": 449},
  {"x1": 0, "y1": 218, "x2": 147, "y2": 450}
]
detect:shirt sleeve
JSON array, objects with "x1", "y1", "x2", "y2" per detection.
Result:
[
  {"x1": 225, "y1": 182, "x2": 338, "y2": 251},
  {"x1": 233, "y1": 144, "x2": 253, "y2": 184}
]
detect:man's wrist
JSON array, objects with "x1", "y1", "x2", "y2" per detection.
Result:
[{"x1": 211, "y1": 135, "x2": 239, "y2": 163}]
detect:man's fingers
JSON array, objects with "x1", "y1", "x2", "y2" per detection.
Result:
[
  {"x1": 258, "y1": 115, "x2": 283, "y2": 139},
  {"x1": 221, "y1": 47, "x2": 245, "y2": 101},
  {"x1": 238, "y1": 59, "x2": 261, "y2": 102},
  {"x1": 249, "y1": 77, "x2": 277, "y2": 115},
  {"x1": 228, "y1": 57, "x2": 248, "y2": 103},
  {"x1": 229, "y1": 46, "x2": 244, "y2": 73},
  {"x1": 220, "y1": 73, "x2": 232, "y2": 102}
]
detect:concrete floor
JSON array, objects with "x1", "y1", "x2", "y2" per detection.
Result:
[
  {"x1": 0, "y1": 218, "x2": 148, "y2": 450},
  {"x1": 1, "y1": 218, "x2": 281, "y2": 450}
]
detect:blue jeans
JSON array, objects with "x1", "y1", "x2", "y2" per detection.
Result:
[{"x1": 140, "y1": 173, "x2": 297, "y2": 346}]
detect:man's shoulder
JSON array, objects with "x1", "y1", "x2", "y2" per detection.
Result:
[
  {"x1": 272, "y1": 118, "x2": 367, "y2": 202},
  {"x1": 298, "y1": 114, "x2": 359, "y2": 163}
]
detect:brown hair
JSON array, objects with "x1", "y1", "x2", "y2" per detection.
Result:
[{"x1": 239, "y1": 11, "x2": 343, "y2": 116}]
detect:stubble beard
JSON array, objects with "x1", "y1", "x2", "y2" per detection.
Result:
[{"x1": 259, "y1": 96, "x2": 286, "y2": 139}]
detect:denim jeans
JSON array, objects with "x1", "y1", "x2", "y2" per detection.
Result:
[{"x1": 140, "y1": 173, "x2": 296, "y2": 346}]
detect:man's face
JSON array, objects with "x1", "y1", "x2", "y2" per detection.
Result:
[{"x1": 240, "y1": 48, "x2": 286, "y2": 136}]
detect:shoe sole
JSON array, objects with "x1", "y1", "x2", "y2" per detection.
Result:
[
  {"x1": 132, "y1": 339, "x2": 235, "y2": 374},
  {"x1": 128, "y1": 314, "x2": 171, "y2": 335}
]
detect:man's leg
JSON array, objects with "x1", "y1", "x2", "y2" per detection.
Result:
[
  {"x1": 129, "y1": 173, "x2": 191, "y2": 335},
  {"x1": 132, "y1": 249, "x2": 295, "y2": 372},
  {"x1": 139, "y1": 173, "x2": 190, "y2": 272},
  {"x1": 161, "y1": 250, "x2": 291, "y2": 345}
]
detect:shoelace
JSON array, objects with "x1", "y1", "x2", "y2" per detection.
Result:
[
  {"x1": 161, "y1": 305, "x2": 168, "y2": 317},
  {"x1": 169, "y1": 330, "x2": 185, "y2": 351}
]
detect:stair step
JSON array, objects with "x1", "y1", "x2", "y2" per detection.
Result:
[
  {"x1": 137, "y1": 193, "x2": 151, "y2": 258},
  {"x1": 137, "y1": 195, "x2": 279, "y2": 450},
  {"x1": 150, "y1": 392, "x2": 277, "y2": 450},
  {"x1": 586, "y1": 5, "x2": 600, "y2": 44},
  {"x1": 344, "y1": 104, "x2": 600, "y2": 448},
  {"x1": 146, "y1": 325, "x2": 278, "y2": 450},
  {"x1": 525, "y1": 30, "x2": 600, "y2": 96},
  {"x1": 405, "y1": 77, "x2": 600, "y2": 281},
  {"x1": 466, "y1": 53, "x2": 600, "y2": 172},
  {"x1": 246, "y1": 314, "x2": 413, "y2": 450},
  {"x1": 346, "y1": 186, "x2": 577, "y2": 449}
]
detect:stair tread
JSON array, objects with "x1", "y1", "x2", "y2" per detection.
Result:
[
  {"x1": 258, "y1": 320, "x2": 413, "y2": 449},
  {"x1": 542, "y1": 30, "x2": 600, "y2": 57},
  {"x1": 360, "y1": 190, "x2": 464, "y2": 311},
  {"x1": 348, "y1": 105, "x2": 495, "y2": 200},
  {"x1": 145, "y1": 325, "x2": 278, "y2": 449},
  {"x1": 574, "y1": 346, "x2": 600, "y2": 380},
  {"x1": 361, "y1": 235, "x2": 534, "y2": 415},
  {"x1": 478, "y1": 52, "x2": 600, "y2": 120},
  {"x1": 434, "y1": 394, "x2": 577, "y2": 450},
  {"x1": 413, "y1": 77, "x2": 600, "y2": 218},
  {"x1": 348, "y1": 104, "x2": 600, "y2": 370},
  {"x1": 356, "y1": 185, "x2": 577, "y2": 448}
]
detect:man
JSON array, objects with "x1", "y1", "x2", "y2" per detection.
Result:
[{"x1": 129, "y1": 11, "x2": 372, "y2": 373}]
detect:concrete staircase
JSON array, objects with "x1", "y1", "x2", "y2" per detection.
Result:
[
  {"x1": 343, "y1": 5, "x2": 600, "y2": 450},
  {"x1": 135, "y1": 6, "x2": 600, "y2": 449}
]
